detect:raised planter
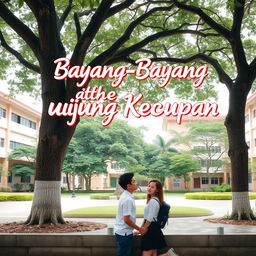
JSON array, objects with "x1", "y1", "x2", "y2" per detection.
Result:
[{"x1": 0, "y1": 234, "x2": 256, "y2": 256}]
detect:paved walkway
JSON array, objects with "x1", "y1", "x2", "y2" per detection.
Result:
[{"x1": 0, "y1": 195, "x2": 256, "y2": 234}]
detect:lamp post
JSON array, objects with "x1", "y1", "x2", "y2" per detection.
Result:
[{"x1": 72, "y1": 152, "x2": 78, "y2": 198}]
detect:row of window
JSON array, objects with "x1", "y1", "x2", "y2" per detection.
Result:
[
  {"x1": 199, "y1": 159, "x2": 222, "y2": 167},
  {"x1": 0, "y1": 107, "x2": 36, "y2": 130},
  {"x1": 0, "y1": 139, "x2": 30, "y2": 149},
  {"x1": 201, "y1": 177, "x2": 219, "y2": 184},
  {"x1": 193, "y1": 145, "x2": 221, "y2": 153},
  {"x1": 11, "y1": 113, "x2": 36, "y2": 129},
  {"x1": 245, "y1": 109, "x2": 256, "y2": 123},
  {"x1": 0, "y1": 175, "x2": 30, "y2": 183}
]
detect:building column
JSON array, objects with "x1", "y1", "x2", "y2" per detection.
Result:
[{"x1": 1, "y1": 158, "x2": 8, "y2": 187}]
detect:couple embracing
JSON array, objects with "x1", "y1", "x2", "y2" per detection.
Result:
[{"x1": 114, "y1": 172, "x2": 178, "y2": 256}]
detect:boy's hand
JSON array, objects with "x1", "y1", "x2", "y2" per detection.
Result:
[{"x1": 139, "y1": 226, "x2": 147, "y2": 235}]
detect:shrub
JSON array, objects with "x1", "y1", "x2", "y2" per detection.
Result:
[
  {"x1": 61, "y1": 186, "x2": 68, "y2": 192},
  {"x1": 0, "y1": 193, "x2": 33, "y2": 201},
  {"x1": 90, "y1": 193, "x2": 112, "y2": 199},
  {"x1": 211, "y1": 183, "x2": 232, "y2": 192},
  {"x1": 185, "y1": 192, "x2": 256, "y2": 200},
  {"x1": 0, "y1": 186, "x2": 12, "y2": 192},
  {"x1": 13, "y1": 183, "x2": 23, "y2": 192},
  {"x1": 28, "y1": 184, "x2": 34, "y2": 192},
  {"x1": 134, "y1": 193, "x2": 147, "y2": 200}
]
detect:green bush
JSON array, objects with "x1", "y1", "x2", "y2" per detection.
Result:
[
  {"x1": 90, "y1": 193, "x2": 113, "y2": 199},
  {"x1": 0, "y1": 193, "x2": 33, "y2": 201},
  {"x1": 211, "y1": 183, "x2": 232, "y2": 192},
  {"x1": 185, "y1": 192, "x2": 256, "y2": 200},
  {"x1": 13, "y1": 183, "x2": 23, "y2": 192},
  {"x1": 134, "y1": 193, "x2": 147, "y2": 199},
  {"x1": 28, "y1": 184, "x2": 34, "y2": 192},
  {"x1": 61, "y1": 186, "x2": 68, "y2": 192},
  {"x1": 0, "y1": 186, "x2": 12, "y2": 192}
]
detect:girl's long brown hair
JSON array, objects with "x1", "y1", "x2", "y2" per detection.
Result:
[{"x1": 146, "y1": 180, "x2": 164, "y2": 205}]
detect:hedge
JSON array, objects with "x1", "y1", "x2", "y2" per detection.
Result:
[
  {"x1": 90, "y1": 193, "x2": 147, "y2": 200},
  {"x1": 0, "y1": 193, "x2": 34, "y2": 201},
  {"x1": 185, "y1": 192, "x2": 256, "y2": 200}
]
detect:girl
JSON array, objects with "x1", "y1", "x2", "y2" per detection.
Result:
[{"x1": 141, "y1": 180, "x2": 178, "y2": 256}]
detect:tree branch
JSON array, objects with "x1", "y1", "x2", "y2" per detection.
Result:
[
  {"x1": 109, "y1": 28, "x2": 219, "y2": 64},
  {"x1": 89, "y1": 4, "x2": 176, "y2": 66},
  {"x1": 0, "y1": 31, "x2": 40, "y2": 73},
  {"x1": 74, "y1": 12, "x2": 81, "y2": 41},
  {"x1": 106, "y1": 0, "x2": 135, "y2": 18},
  {"x1": 149, "y1": 54, "x2": 233, "y2": 88},
  {"x1": 173, "y1": 0, "x2": 231, "y2": 39},
  {"x1": 0, "y1": 2, "x2": 39, "y2": 58},
  {"x1": 71, "y1": 0, "x2": 115, "y2": 65},
  {"x1": 231, "y1": 0, "x2": 245, "y2": 35},
  {"x1": 58, "y1": 0, "x2": 74, "y2": 32}
]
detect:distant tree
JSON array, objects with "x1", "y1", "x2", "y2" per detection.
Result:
[
  {"x1": 169, "y1": 154, "x2": 201, "y2": 190},
  {"x1": 172, "y1": 121, "x2": 228, "y2": 189},
  {"x1": 8, "y1": 146, "x2": 36, "y2": 163},
  {"x1": 63, "y1": 118, "x2": 146, "y2": 190},
  {"x1": 153, "y1": 135, "x2": 178, "y2": 154}
]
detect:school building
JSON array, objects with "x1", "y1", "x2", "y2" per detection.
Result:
[
  {"x1": 162, "y1": 115, "x2": 231, "y2": 191},
  {"x1": 245, "y1": 93, "x2": 256, "y2": 192},
  {"x1": 0, "y1": 91, "x2": 40, "y2": 189}
]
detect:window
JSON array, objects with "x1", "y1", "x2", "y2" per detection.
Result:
[
  {"x1": 253, "y1": 109, "x2": 256, "y2": 118},
  {"x1": 202, "y1": 177, "x2": 209, "y2": 184},
  {"x1": 111, "y1": 163, "x2": 119, "y2": 169},
  {"x1": 8, "y1": 174, "x2": 12, "y2": 183},
  {"x1": 245, "y1": 114, "x2": 249, "y2": 123},
  {"x1": 21, "y1": 176, "x2": 31, "y2": 183},
  {"x1": 10, "y1": 141, "x2": 29, "y2": 149},
  {"x1": 63, "y1": 177, "x2": 68, "y2": 184},
  {"x1": 0, "y1": 138, "x2": 4, "y2": 148},
  {"x1": 11, "y1": 113, "x2": 36, "y2": 129},
  {"x1": 193, "y1": 146, "x2": 205, "y2": 151},
  {"x1": 0, "y1": 107, "x2": 6, "y2": 118},
  {"x1": 211, "y1": 177, "x2": 219, "y2": 185},
  {"x1": 173, "y1": 178, "x2": 180, "y2": 188},
  {"x1": 210, "y1": 146, "x2": 221, "y2": 153}
]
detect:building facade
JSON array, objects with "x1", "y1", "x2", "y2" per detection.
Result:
[
  {"x1": 162, "y1": 116, "x2": 230, "y2": 191},
  {"x1": 0, "y1": 92, "x2": 41, "y2": 189},
  {"x1": 245, "y1": 93, "x2": 256, "y2": 192}
]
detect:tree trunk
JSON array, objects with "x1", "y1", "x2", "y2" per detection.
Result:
[
  {"x1": 225, "y1": 86, "x2": 254, "y2": 220},
  {"x1": 25, "y1": 56, "x2": 76, "y2": 225},
  {"x1": 66, "y1": 172, "x2": 70, "y2": 191}
]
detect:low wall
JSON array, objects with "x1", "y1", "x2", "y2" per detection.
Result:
[{"x1": 1, "y1": 234, "x2": 256, "y2": 256}]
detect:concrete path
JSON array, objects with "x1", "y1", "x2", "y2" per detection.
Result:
[{"x1": 0, "y1": 195, "x2": 256, "y2": 234}]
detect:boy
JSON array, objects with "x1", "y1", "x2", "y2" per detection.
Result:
[{"x1": 114, "y1": 172, "x2": 146, "y2": 256}]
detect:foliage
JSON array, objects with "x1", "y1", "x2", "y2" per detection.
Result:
[
  {"x1": 0, "y1": 192, "x2": 33, "y2": 201},
  {"x1": 211, "y1": 183, "x2": 232, "y2": 192},
  {"x1": 13, "y1": 183, "x2": 23, "y2": 192},
  {"x1": 10, "y1": 164, "x2": 34, "y2": 178},
  {"x1": 63, "y1": 118, "x2": 146, "y2": 190},
  {"x1": 0, "y1": 186, "x2": 12, "y2": 192},
  {"x1": 8, "y1": 146, "x2": 36, "y2": 162},
  {"x1": 185, "y1": 192, "x2": 256, "y2": 200},
  {"x1": 169, "y1": 153, "x2": 201, "y2": 189}
]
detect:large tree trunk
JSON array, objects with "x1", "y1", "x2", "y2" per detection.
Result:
[
  {"x1": 225, "y1": 86, "x2": 254, "y2": 220},
  {"x1": 25, "y1": 50, "x2": 76, "y2": 224}
]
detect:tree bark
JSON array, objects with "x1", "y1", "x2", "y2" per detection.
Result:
[{"x1": 225, "y1": 85, "x2": 254, "y2": 220}]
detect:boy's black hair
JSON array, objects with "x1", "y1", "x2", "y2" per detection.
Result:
[{"x1": 119, "y1": 172, "x2": 134, "y2": 190}]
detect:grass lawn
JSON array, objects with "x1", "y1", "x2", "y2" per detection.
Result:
[{"x1": 64, "y1": 205, "x2": 212, "y2": 216}]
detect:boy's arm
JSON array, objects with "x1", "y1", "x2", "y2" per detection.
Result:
[{"x1": 123, "y1": 216, "x2": 147, "y2": 234}]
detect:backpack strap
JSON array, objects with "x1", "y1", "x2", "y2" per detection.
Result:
[{"x1": 152, "y1": 197, "x2": 160, "y2": 222}]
